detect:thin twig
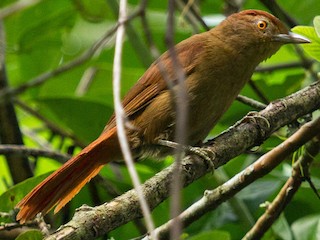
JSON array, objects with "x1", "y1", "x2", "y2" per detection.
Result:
[
  {"x1": 248, "y1": 80, "x2": 269, "y2": 104},
  {"x1": 223, "y1": 0, "x2": 245, "y2": 15},
  {"x1": 236, "y1": 95, "x2": 267, "y2": 110},
  {"x1": 0, "y1": 221, "x2": 36, "y2": 231},
  {"x1": 0, "y1": 144, "x2": 70, "y2": 163},
  {"x1": 166, "y1": 0, "x2": 189, "y2": 238},
  {"x1": 36, "y1": 216, "x2": 51, "y2": 237},
  {"x1": 175, "y1": 0, "x2": 200, "y2": 33},
  {"x1": 112, "y1": 0, "x2": 156, "y2": 239},
  {"x1": 255, "y1": 60, "x2": 314, "y2": 73},
  {"x1": 187, "y1": 0, "x2": 210, "y2": 31}
]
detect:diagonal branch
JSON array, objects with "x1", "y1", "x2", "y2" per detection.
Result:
[
  {"x1": 0, "y1": 144, "x2": 70, "y2": 163},
  {"x1": 151, "y1": 116, "x2": 320, "y2": 240}
]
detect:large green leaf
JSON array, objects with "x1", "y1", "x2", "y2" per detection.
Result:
[
  {"x1": 0, "y1": 173, "x2": 50, "y2": 210},
  {"x1": 292, "y1": 26, "x2": 320, "y2": 62},
  {"x1": 314, "y1": 16, "x2": 320, "y2": 37},
  {"x1": 37, "y1": 97, "x2": 113, "y2": 143},
  {"x1": 292, "y1": 214, "x2": 320, "y2": 240}
]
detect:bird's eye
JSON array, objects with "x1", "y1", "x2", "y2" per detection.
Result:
[{"x1": 257, "y1": 20, "x2": 268, "y2": 30}]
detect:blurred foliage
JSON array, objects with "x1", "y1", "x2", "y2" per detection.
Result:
[
  {"x1": 0, "y1": 0, "x2": 319, "y2": 240},
  {"x1": 292, "y1": 24, "x2": 320, "y2": 62}
]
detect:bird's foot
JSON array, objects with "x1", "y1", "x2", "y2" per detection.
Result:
[
  {"x1": 157, "y1": 139, "x2": 215, "y2": 171},
  {"x1": 186, "y1": 146, "x2": 216, "y2": 171},
  {"x1": 76, "y1": 204, "x2": 94, "y2": 212},
  {"x1": 243, "y1": 111, "x2": 270, "y2": 129}
]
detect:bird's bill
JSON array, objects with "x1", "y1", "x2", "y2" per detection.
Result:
[{"x1": 272, "y1": 32, "x2": 310, "y2": 44}]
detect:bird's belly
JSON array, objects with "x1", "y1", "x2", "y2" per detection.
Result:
[{"x1": 186, "y1": 76, "x2": 243, "y2": 144}]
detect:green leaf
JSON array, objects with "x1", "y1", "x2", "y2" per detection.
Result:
[
  {"x1": 37, "y1": 97, "x2": 112, "y2": 143},
  {"x1": 314, "y1": 16, "x2": 320, "y2": 37},
  {"x1": 292, "y1": 26, "x2": 320, "y2": 61},
  {"x1": 16, "y1": 230, "x2": 43, "y2": 240},
  {"x1": 272, "y1": 213, "x2": 294, "y2": 240},
  {"x1": 0, "y1": 173, "x2": 51, "y2": 213},
  {"x1": 292, "y1": 214, "x2": 320, "y2": 240},
  {"x1": 187, "y1": 230, "x2": 231, "y2": 240}
]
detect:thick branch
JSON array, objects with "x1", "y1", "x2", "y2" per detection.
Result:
[
  {"x1": 152, "y1": 117, "x2": 320, "y2": 240},
  {"x1": 45, "y1": 81, "x2": 320, "y2": 240}
]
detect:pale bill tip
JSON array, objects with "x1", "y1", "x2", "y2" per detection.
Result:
[{"x1": 288, "y1": 32, "x2": 311, "y2": 43}]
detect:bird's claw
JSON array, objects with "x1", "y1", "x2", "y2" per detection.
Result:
[
  {"x1": 157, "y1": 139, "x2": 215, "y2": 171},
  {"x1": 244, "y1": 111, "x2": 270, "y2": 129},
  {"x1": 186, "y1": 146, "x2": 216, "y2": 171}
]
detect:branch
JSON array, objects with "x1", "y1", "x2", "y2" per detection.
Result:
[
  {"x1": 0, "y1": 144, "x2": 70, "y2": 163},
  {"x1": 112, "y1": 0, "x2": 156, "y2": 238},
  {"x1": 243, "y1": 136, "x2": 320, "y2": 239},
  {"x1": 255, "y1": 60, "x2": 314, "y2": 73},
  {"x1": 45, "y1": 80, "x2": 320, "y2": 240},
  {"x1": 151, "y1": 116, "x2": 320, "y2": 240},
  {"x1": 236, "y1": 95, "x2": 266, "y2": 110},
  {"x1": 166, "y1": 0, "x2": 189, "y2": 238}
]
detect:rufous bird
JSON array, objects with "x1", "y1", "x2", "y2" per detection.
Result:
[{"x1": 16, "y1": 9, "x2": 309, "y2": 223}]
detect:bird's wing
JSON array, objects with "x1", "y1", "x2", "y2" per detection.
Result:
[{"x1": 103, "y1": 34, "x2": 206, "y2": 133}]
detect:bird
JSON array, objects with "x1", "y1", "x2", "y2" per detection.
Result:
[{"x1": 16, "y1": 9, "x2": 309, "y2": 223}]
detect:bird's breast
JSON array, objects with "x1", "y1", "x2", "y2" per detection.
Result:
[{"x1": 185, "y1": 60, "x2": 251, "y2": 143}]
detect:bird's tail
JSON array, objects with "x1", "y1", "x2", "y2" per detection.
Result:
[{"x1": 16, "y1": 127, "x2": 120, "y2": 223}]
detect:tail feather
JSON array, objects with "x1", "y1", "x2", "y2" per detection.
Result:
[{"x1": 16, "y1": 127, "x2": 120, "y2": 223}]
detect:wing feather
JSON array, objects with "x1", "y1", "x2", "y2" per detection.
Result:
[{"x1": 103, "y1": 33, "x2": 207, "y2": 133}]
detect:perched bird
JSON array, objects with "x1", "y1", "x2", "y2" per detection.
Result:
[{"x1": 16, "y1": 9, "x2": 309, "y2": 223}]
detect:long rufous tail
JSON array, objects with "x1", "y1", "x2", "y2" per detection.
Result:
[{"x1": 16, "y1": 127, "x2": 120, "y2": 223}]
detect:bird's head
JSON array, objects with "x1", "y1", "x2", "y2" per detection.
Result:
[{"x1": 215, "y1": 10, "x2": 310, "y2": 61}]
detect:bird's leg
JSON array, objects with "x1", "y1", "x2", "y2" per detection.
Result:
[
  {"x1": 157, "y1": 139, "x2": 216, "y2": 170},
  {"x1": 244, "y1": 111, "x2": 271, "y2": 129}
]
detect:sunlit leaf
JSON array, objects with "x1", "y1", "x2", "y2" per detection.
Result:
[
  {"x1": 314, "y1": 16, "x2": 320, "y2": 37},
  {"x1": 16, "y1": 230, "x2": 43, "y2": 240},
  {"x1": 292, "y1": 26, "x2": 320, "y2": 61},
  {"x1": 292, "y1": 214, "x2": 320, "y2": 240}
]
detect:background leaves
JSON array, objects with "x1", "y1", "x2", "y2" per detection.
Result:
[{"x1": 0, "y1": 1, "x2": 319, "y2": 239}]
